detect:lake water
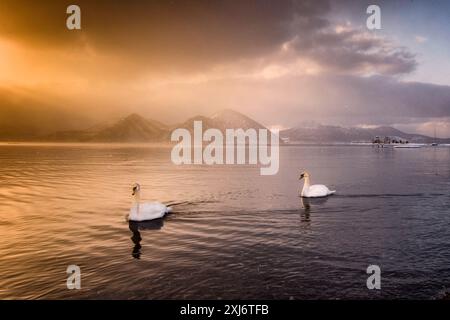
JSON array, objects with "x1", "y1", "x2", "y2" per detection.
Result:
[{"x1": 0, "y1": 143, "x2": 449, "y2": 299}]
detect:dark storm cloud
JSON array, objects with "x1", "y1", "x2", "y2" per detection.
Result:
[
  {"x1": 0, "y1": 0, "x2": 324, "y2": 72},
  {"x1": 328, "y1": 75, "x2": 450, "y2": 121},
  {"x1": 287, "y1": 27, "x2": 417, "y2": 75},
  {"x1": 0, "y1": 0, "x2": 415, "y2": 75},
  {"x1": 262, "y1": 74, "x2": 450, "y2": 126}
]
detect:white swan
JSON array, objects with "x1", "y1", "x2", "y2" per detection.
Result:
[
  {"x1": 128, "y1": 183, "x2": 171, "y2": 221},
  {"x1": 299, "y1": 171, "x2": 336, "y2": 198}
]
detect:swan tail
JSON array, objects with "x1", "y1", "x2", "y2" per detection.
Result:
[
  {"x1": 329, "y1": 190, "x2": 336, "y2": 195},
  {"x1": 166, "y1": 206, "x2": 173, "y2": 213}
]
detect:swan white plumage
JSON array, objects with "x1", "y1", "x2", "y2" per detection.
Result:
[
  {"x1": 128, "y1": 183, "x2": 172, "y2": 221},
  {"x1": 299, "y1": 171, "x2": 336, "y2": 198}
]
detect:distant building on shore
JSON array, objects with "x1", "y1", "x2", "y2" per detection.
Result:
[
  {"x1": 281, "y1": 137, "x2": 290, "y2": 144},
  {"x1": 373, "y1": 135, "x2": 409, "y2": 145}
]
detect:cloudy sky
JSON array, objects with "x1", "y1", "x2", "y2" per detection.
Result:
[{"x1": 1, "y1": 0, "x2": 450, "y2": 137}]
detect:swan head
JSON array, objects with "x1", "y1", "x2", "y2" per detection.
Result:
[
  {"x1": 132, "y1": 183, "x2": 141, "y2": 196},
  {"x1": 299, "y1": 171, "x2": 310, "y2": 180}
]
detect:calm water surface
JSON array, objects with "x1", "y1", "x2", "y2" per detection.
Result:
[{"x1": 0, "y1": 143, "x2": 449, "y2": 299}]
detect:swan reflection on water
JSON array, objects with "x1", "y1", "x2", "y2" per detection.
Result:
[
  {"x1": 129, "y1": 218, "x2": 164, "y2": 259},
  {"x1": 300, "y1": 196, "x2": 329, "y2": 222}
]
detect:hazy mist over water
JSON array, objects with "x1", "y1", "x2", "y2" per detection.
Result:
[{"x1": 0, "y1": 144, "x2": 449, "y2": 299}]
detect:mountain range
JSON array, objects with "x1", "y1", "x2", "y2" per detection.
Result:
[
  {"x1": 280, "y1": 124, "x2": 450, "y2": 144},
  {"x1": 42, "y1": 109, "x2": 268, "y2": 142},
  {"x1": 2, "y1": 109, "x2": 449, "y2": 143}
]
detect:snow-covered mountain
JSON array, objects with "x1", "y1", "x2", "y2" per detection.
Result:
[
  {"x1": 175, "y1": 109, "x2": 268, "y2": 133},
  {"x1": 210, "y1": 109, "x2": 267, "y2": 131},
  {"x1": 280, "y1": 124, "x2": 450, "y2": 143}
]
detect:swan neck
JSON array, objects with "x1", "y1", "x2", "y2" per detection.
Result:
[
  {"x1": 304, "y1": 176, "x2": 311, "y2": 188},
  {"x1": 133, "y1": 192, "x2": 141, "y2": 203},
  {"x1": 301, "y1": 177, "x2": 310, "y2": 196}
]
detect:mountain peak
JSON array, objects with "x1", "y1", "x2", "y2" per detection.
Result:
[
  {"x1": 85, "y1": 113, "x2": 169, "y2": 142},
  {"x1": 209, "y1": 109, "x2": 266, "y2": 130},
  {"x1": 173, "y1": 109, "x2": 269, "y2": 133},
  {"x1": 211, "y1": 108, "x2": 248, "y2": 120},
  {"x1": 122, "y1": 113, "x2": 146, "y2": 122}
]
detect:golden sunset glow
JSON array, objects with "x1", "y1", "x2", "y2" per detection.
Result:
[{"x1": 1, "y1": 0, "x2": 450, "y2": 138}]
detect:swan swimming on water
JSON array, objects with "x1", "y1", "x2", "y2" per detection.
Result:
[
  {"x1": 128, "y1": 183, "x2": 171, "y2": 221},
  {"x1": 299, "y1": 171, "x2": 336, "y2": 198}
]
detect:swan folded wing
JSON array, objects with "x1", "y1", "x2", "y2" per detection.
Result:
[
  {"x1": 141, "y1": 202, "x2": 167, "y2": 212},
  {"x1": 129, "y1": 202, "x2": 168, "y2": 221},
  {"x1": 305, "y1": 184, "x2": 333, "y2": 197}
]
